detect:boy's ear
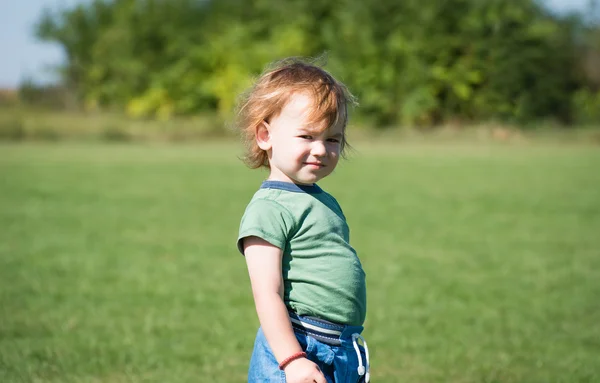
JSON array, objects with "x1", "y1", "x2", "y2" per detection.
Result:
[{"x1": 256, "y1": 121, "x2": 272, "y2": 150}]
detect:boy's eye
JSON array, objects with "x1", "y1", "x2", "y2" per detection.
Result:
[{"x1": 298, "y1": 135, "x2": 313, "y2": 140}]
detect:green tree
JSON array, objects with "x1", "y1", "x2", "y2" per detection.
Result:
[{"x1": 34, "y1": 0, "x2": 599, "y2": 126}]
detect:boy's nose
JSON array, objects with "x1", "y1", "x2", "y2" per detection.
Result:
[{"x1": 311, "y1": 141, "x2": 327, "y2": 157}]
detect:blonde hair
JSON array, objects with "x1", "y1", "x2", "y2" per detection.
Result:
[{"x1": 237, "y1": 57, "x2": 356, "y2": 169}]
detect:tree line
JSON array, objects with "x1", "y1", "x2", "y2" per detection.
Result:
[{"x1": 35, "y1": 0, "x2": 600, "y2": 127}]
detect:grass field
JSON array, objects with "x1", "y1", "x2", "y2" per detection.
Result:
[{"x1": 1, "y1": 142, "x2": 599, "y2": 383}]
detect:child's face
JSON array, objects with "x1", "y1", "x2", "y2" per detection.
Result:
[{"x1": 258, "y1": 92, "x2": 343, "y2": 185}]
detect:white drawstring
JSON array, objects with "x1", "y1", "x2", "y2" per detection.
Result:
[{"x1": 352, "y1": 333, "x2": 370, "y2": 383}]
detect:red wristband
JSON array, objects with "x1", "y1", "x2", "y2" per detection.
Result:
[{"x1": 278, "y1": 351, "x2": 307, "y2": 370}]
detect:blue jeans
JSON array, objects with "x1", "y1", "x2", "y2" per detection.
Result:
[{"x1": 248, "y1": 322, "x2": 368, "y2": 382}]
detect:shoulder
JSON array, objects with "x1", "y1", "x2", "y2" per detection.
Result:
[
  {"x1": 243, "y1": 189, "x2": 295, "y2": 221},
  {"x1": 238, "y1": 191, "x2": 298, "y2": 254}
]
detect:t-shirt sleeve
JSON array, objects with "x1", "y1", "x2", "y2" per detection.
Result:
[{"x1": 237, "y1": 199, "x2": 295, "y2": 255}]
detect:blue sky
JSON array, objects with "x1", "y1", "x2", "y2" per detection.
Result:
[{"x1": 0, "y1": 0, "x2": 593, "y2": 88}]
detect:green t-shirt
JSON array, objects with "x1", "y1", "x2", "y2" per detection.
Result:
[{"x1": 237, "y1": 180, "x2": 367, "y2": 326}]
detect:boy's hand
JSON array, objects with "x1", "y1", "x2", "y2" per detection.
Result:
[{"x1": 283, "y1": 357, "x2": 327, "y2": 383}]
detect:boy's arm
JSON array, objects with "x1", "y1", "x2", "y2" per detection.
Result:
[{"x1": 244, "y1": 236, "x2": 326, "y2": 383}]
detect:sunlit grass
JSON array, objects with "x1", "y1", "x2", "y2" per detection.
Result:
[{"x1": 1, "y1": 142, "x2": 599, "y2": 382}]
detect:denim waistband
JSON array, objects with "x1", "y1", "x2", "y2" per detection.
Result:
[
  {"x1": 288, "y1": 311, "x2": 371, "y2": 382},
  {"x1": 288, "y1": 311, "x2": 363, "y2": 346}
]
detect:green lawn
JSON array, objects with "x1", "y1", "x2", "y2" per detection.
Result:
[{"x1": 1, "y1": 142, "x2": 599, "y2": 383}]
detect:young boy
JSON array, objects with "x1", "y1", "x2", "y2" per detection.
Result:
[{"x1": 237, "y1": 58, "x2": 369, "y2": 383}]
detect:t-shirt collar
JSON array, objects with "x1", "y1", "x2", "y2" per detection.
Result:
[{"x1": 260, "y1": 180, "x2": 323, "y2": 194}]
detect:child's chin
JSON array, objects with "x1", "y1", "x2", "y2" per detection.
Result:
[
  {"x1": 291, "y1": 169, "x2": 330, "y2": 184},
  {"x1": 296, "y1": 175, "x2": 323, "y2": 184}
]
